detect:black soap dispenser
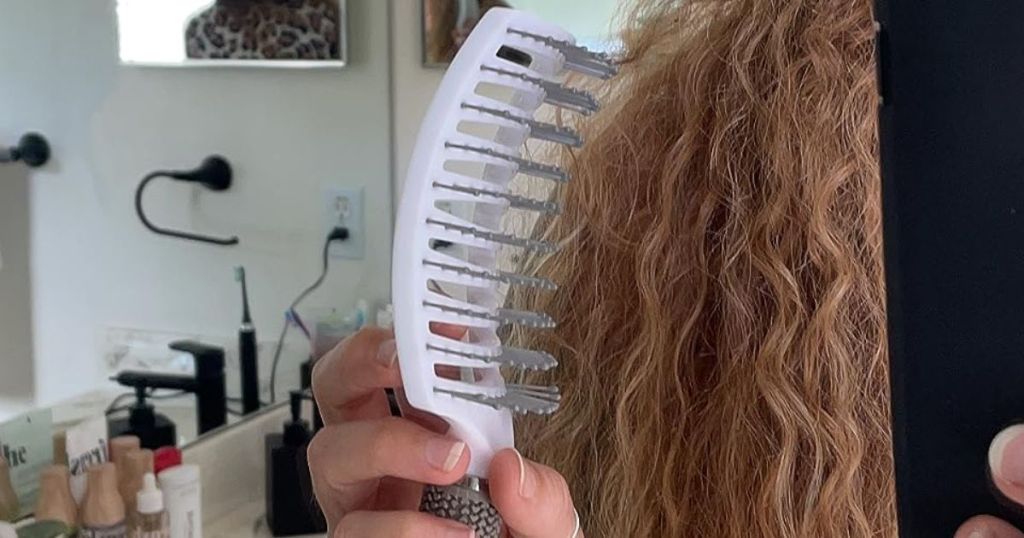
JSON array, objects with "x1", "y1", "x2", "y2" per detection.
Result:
[
  {"x1": 107, "y1": 385, "x2": 178, "y2": 449},
  {"x1": 265, "y1": 391, "x2": 326, "y2": 536}
]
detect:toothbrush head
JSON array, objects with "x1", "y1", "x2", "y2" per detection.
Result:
[{"x1": 234, "y1": 265, "x2": 252, "y2": 323}]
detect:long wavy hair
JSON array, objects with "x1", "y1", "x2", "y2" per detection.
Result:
[{"x1": 512, "y1": 0, "x2": 896, "y2": 536}]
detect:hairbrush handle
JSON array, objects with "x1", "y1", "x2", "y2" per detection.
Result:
[{"x1": 421, "y1": 478, "x2": 502, "y2": 538}]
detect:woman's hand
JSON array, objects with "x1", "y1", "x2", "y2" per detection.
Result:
[
  {"x1": 308, "y1": 326, "x2": 582, "y2": 537},
  {"x1": 956, "y1": 426, "x2": 1024, "y2": 537}
]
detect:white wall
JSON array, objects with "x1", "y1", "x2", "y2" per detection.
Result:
[
  {"x1": 390, "y1": 0, "x2": 445, "y2": 206},
  {"x1": 509, "y1": 0, "x2": 621, "y2": 47},
  {"x1": 0, "y1": 0, "x2": 393, "y2": 408}
]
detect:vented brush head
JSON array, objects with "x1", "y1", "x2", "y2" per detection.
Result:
[{"x1": 392, "y1": 7, "x2": 615, "y2": 537}]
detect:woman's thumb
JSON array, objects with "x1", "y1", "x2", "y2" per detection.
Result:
[{"x1": 488, "y1": 449, "x2": 580, "y2": 538}]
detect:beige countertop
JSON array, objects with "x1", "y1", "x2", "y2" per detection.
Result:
[{"x1": 204, "y1": 500, "x2": 324, "y2": 538}]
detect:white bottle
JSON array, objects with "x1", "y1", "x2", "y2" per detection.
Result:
[
  {"x1": 376, "y1": 304, "x2": 394, "y2": 328},
  {"x1": 133, "y1": 473, "x2": 168, "y2": 538},
  {"x1": 157, "y1": 466, "x2": 200, "y2": 538}
]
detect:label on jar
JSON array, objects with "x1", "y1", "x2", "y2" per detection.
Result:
[{"x1": 80, "y1": 522, "x2": 126, "y2": 538}]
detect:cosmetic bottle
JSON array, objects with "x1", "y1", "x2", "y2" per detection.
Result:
[
  {"x1": 354, "y1": 299, "x2": 370, "y2": 329},
  {"x1": 119, "y1": 450, "x2": 153, "y2": 516},
  {"x1": 152, "y1": 448, "x2": 181, "y2": 476},
  {"x1": 66, "y1": 416, "x2": 109, "y2": 505},
  {"x1": 81, "y1": 463, "x2": 126, "y2": 538},
  {"x1": 131, "y1": 474, "x2": 167, "y2": 538},
  {"x1": 33, "y1": 465, "x2": 77, "y2": 527},
  {"x1": 157, "y1": 465, "x2": 200, "y2": 538},
  {"x1": 108, "y1": 437, "x2": 140, "y2": 476},
  {"x1": 0, "y1": 456, "x2": 19, "y2": 523},
  {"x1": 52, "y1": 431, "x2": 67, "y2": 466},
  {"x1": 376, "y1": 303, "x2": 394, "y2": 328}
]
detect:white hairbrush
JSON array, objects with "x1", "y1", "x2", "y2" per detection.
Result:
[{"x1": 392, "y1": 8, "x2": 615, "y2": 536}]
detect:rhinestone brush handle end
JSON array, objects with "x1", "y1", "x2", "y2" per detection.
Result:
[{"x1": 421, "y1": 479, "x2": 502, "y2": 538}]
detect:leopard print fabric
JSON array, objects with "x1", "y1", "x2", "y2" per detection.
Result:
[{"x1": 185, "y1": 0, "x2": 340, "y2": 60}]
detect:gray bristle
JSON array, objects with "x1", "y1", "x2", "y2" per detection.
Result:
[
  {"x1": 445, "y1": 142, "x2": 569, "y2": 182},
  {"x1": 480, "y1": 65, "x2": 599, "y2": 115},
  {"x1": 432, "y1": 181, "x2": 561, "y2": 214},
  {"x1": 424, "y1": 259, "x2": 557, "y2": 290},
  {"x1": 425, "y1": 217, "x2": 557, "y2": 253},
  {"x1": 434, "y1": 385, "x2": 561, "y2": 415},
  {"x1": 423, "y1": 301, "x2": 556, "y2": 329},
  {"x1": 461, "y1": 103, "x2": 583, "y2": 147},
  {"x1": 507, "y1": 27, "x2": 619, "y2": 80},
  {"x1": 426, "y1": 344, "x2": 558, "y2": 371}
]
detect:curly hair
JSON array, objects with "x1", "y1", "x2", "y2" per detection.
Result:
[{"x1": 512, "y1": 1, "x2": 896, "y2": 536}]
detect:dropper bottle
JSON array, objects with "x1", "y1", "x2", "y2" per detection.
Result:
[{"x1": 132, "y1": 473, "x2": 168, "y2": 538}]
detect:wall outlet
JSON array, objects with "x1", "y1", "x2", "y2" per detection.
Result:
[{"x1": 322, "y1": 186, "x2": 365, "y2": 259}]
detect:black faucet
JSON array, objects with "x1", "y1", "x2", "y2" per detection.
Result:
[{"x1": 114, "y1": 340, "x2": 228, "y2": 438}]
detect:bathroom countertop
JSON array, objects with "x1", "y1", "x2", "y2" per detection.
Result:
[
  {"x1": 63, "y1": 389, "x2": 200, "y2": 442},
  {"x1": 181, "y1": 403, "x2": 328, "y2": 538},
  {"x1": 49, "y1": 387, "x2": 245, "y2": 445},
  {"x1": 205, "y1": 500, "x2": 325, "y2": 538}
]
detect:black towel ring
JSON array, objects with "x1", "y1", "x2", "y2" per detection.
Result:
[{"x1": 134, "y1": 155, "x2": 240, "y2": 246}]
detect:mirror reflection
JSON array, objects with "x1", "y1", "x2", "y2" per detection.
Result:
[
  {"x1": 6, "y1": 0, "x2": 1019, "y2": 536},
  {"x1": 117, "y1": 0, "x2": 348, "y2": 66},
  {"x1": 422, "y1": 0, "x2": 621, "y2": 65},
  {"x1": 0, "y1": 0, "x2": 627, "y2": 534}
]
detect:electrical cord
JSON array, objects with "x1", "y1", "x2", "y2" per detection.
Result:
[{"x1": 268, "y1": 227, "x2": 349, "y2": 402}]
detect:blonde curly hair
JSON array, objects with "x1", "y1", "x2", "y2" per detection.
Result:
[{"x1": 513, "y1": 1, "x2": 896, "y2": 536}]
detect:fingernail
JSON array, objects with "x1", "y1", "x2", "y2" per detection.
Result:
[
  {"x1": 443, "y1": 521, "x2": 475, "y2": 538},
  {"x1": 426, "y1": 439, "x2": 465, "y2": 472},
  {"x1": 376, "y1": 339, "x2": 397, "y2": 367},
  {"x1": 513, "y1": 449, "x2": 537, "y2": 498},
  {"x1": 969, "y1": 531, "x2": 987, "y2": 538},
  {"x1": 989, "y1": 425, "x2": 1024, "y2": 486}
]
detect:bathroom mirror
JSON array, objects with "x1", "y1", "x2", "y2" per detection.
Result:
[
  {"x1": 0, "y1": 0, "x2": 393, "y2": 457},
  {"x1": 422, "y1": 0, "x2": 622, "y2": 66},
  {"x1": 117, "y1": 0, "x2": 348, "y2": 67}
]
